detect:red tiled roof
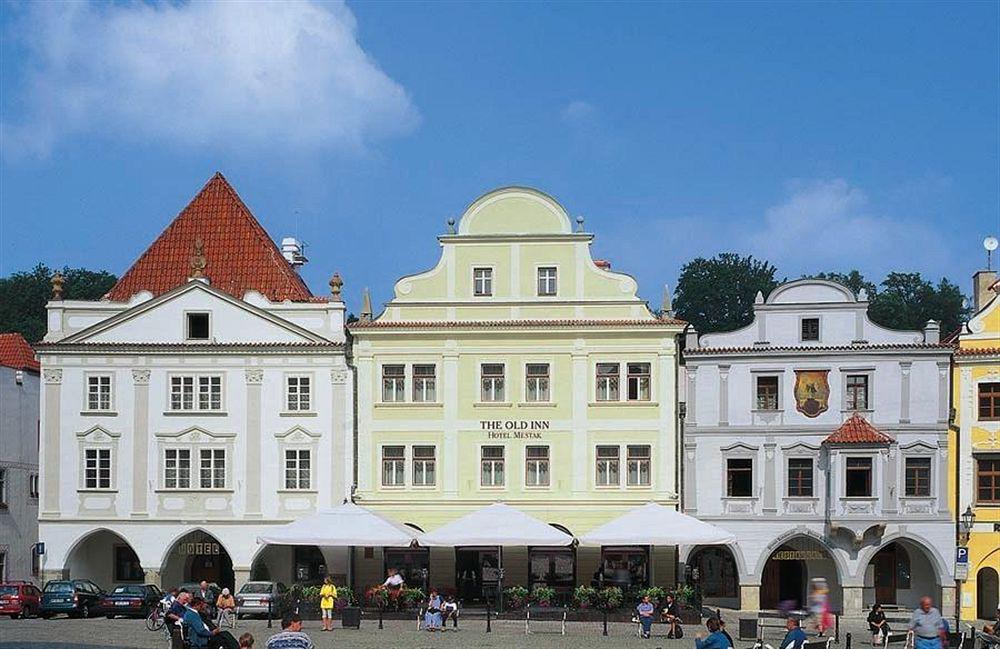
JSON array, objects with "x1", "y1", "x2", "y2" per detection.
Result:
[
  {"x1": 823, "y1": 413, "x2": 893, "y2": 445},
  {"x1": 955, "y1": 347, "x2": 1000, "y2": 357},
  {"x1": 106, "y1": 173, "x2": 313, "y2": 303},
  {"x1": 350, "y1": 317, "x2": 686, "y2": 330},
  {"x1": 0, "y1": 333, "x2": 40, "y2": 372}
]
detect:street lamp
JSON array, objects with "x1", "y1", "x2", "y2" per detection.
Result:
[{"x1": 960, "y1": 505, "x2": 976, "y2": 542}]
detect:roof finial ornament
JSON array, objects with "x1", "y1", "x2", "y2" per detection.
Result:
[
  {"x1": 575, "y1": 215, "x2": 585, "y2": 232},
  {"x1": 446, "y1": 217, "x2": 456, "y2": 235},
  {"x1": 857, "y1": 287, "x2": 868, "y2": 302},
  {"x1": 661, "y1": 283, "x2": 674, "y2": 318},
  {"x1": 51, "y1": 270, "x2": 65, "y2": 301},
  {"x1": 754, "y1": 290, "x2": 764, "y2": 305},
  {"x1": 189, "y1": 237, "x2": 207, "y2": 279},
  {"x1": 329, "y1": 272, "x2": 343, "y2": 302},
  {"x1": 360, "y1": 287, "x2": 373, "y2": 322}
]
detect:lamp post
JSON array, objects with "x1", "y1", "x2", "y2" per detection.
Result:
[
  {"x1": 956, "y1": 505, "x2": 975, "y2": 628},
  {"x1": 960, "y1": 506, "x2": 975, "y2": 542}
]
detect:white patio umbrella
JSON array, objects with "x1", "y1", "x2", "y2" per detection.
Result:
[
  {"x1": 418, "y1": 502, "x2": 574, "y2": 547},
  {"x1": 256, "y1": 501, "x2": 420, "y2": 547},
  {"x1": 579, "y1": 502, "x2": 734, "y2": 546}
]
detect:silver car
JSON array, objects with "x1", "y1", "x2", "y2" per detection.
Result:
[{"x1": 235, "y1": 582, "x2": 286, "y2": 618}]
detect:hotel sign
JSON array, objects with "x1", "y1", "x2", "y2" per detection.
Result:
[{"x1": 480, "y1": 420, "x2": 550, "y2": 439}]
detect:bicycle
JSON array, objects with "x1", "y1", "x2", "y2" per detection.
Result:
[{"x1": 146, "y1": 601, "x2": 168, "y2": 632}]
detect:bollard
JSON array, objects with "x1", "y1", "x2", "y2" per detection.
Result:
[
  {"x1": 846, "y1": 631, "x2": 852, "y2": 649},
  {"x1": 602, "y1": 609, "x2": 608, "y2": 636},
  {"x1": 267, "y1": 597, "x2": 272, "y2": 629},
  {"x1": 835, "y1": 614, "x2": 841, "y2": 644},
  {"x1": 378, "y1": 606, "x2": 384, "y2": 630},
  {"x1": 486, "y1": 604, "x2": 492, "y2": 633}
]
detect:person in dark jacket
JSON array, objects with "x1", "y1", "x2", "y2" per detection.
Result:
[{"x1": 868, "y1": 604, "x2": 890, "y2": 646}]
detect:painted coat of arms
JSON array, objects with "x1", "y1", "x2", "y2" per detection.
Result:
[{"x1": 794, "y1": 370, "x2": 830, "y2": 417}]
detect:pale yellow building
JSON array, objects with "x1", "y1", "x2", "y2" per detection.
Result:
[
  {"x1": 349, "y1": 187, "x2": 685, "y2": 599},
  {"x1": 955, "y1": 270, "x2": 1000, "y2": 621}
]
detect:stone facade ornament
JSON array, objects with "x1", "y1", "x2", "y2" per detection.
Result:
[
  {"x1": 244, "y1": 369, "x2": 264, "y2": 385},
  {"x1": 331, "y1": 368, "x2": 349, "y2": 385},
  {"x1": 189, "y1": 237, "x2": 207, "y2": 279},
  {"x1": 329, "y1": 272, "x2": 343, "y2": 302},
  {"x1": 132, "y1": 369, "x2": 151, "y2": 385},
  {"x1": 43, "y1": 368, "x2": 63, "y2": 384},
  {"x1": 51, "y1": 271, "x2": 65, "y2": 300}
]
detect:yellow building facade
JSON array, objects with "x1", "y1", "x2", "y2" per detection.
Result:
[
  {"x1": 955, "y1": 273, "x2": 1000, "y2": 621},
  {"x1": 350, "y1": 187, "x2": 685, "y2": 599}
]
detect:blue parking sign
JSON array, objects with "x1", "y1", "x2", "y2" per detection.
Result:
[{"x1": 956, "y1": 547, "x2": 969, "y2": 564}]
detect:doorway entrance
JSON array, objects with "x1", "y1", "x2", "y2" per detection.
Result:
[
  {"x1": 760, "y1": 537, "x2": 841, "y2": 611},
  {"x1": 455, "y1": 547, "x2": 500, "y2": 604},
  {"x1": 872, "y1": 544, "x2": 899, "y2": 604},
  {"x1": 161, "y1": 530, "x2": 234, "y2": 591},
  {"x1": 977, "y1": 567, "x2": 999, "y2": 620}
]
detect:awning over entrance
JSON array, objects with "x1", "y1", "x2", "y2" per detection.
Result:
[
  {"x1": 579, "y1": 503, "x2": 735, "y2": 546},
  {"x1": 419, "y1": 503, "x2": 574, "y2": 547},
  {"x1": 256, "y1": 502, "x2": 420, "y2": 547}
]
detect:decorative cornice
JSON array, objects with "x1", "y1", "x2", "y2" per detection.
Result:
[
  {"x1": 36, "y1": 342, "x2": 344, "y2": 354},
  {"x1": 350, "y1": 318, "x2": 686, "y2": 331}
]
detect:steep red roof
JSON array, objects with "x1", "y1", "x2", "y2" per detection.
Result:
[
  {"x1": 105, "y1": 173, "x2": 313, "y2": 303},
  {"x1": 0, "y1": 333, "x2": 40, "y2": 372},
  {"x1": 823, "y1": 413, "x2": 893, "y2": 445}
]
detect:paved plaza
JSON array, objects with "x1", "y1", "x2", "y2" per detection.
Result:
[{"x1": 0, "y1": 614, "x2": 899, "y2": 649}]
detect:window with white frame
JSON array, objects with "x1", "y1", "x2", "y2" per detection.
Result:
[
  {"x1": 626, "y1": 445, "x2": 651, "y2": 486},
  {"x1": 627, "y1": 363, "x2": 651, "y2": 401},
  {"x1": 473, "y1": 268, "x2": 493, "y2": 297},
  {"x1": 525, "y1": 445, "x2": 550, "y2": 487},
  {"x1": 83, "y1": 448, "x2": 112, "y2": 489},
  {"x1": 382, "y1": 446, "x2": 405, "y2": 486},
  {"x1": 382, "y1": 365, "x2": 405, "y2": 402},
  {"x1": 845, "y1": 457, "x2": 873, "y2": 497},
  {"x1": 0, "y1": 468, "x2": 6, "y2": 506},
  {"x1": 801, "y1": 317, "x2": 820, "y2": 342},
  {"x1": 481, "y1": 446, "x2": 505, "y2": 487},
  {"x1": 845, "y1": 374, "x2": 869, "y2": 411},
  {"x1": 596, "y1": 363, "x2": 620, "y2": 401},
  {"x1": 537, "y1": 267, "x2": 557, "y2": 296},
  {"x1": 525, "y1": 363, "x2": 550, "y2": 402},
  {"x1": 726, "y1": 458, "x2": 753, "y2": 497},
  {"x1": 284, "y1": 449, "x2": 311, "y2": 490},
  {"x1": 904, "y1": 456, "x2": 931, "y2": 497},
  {"x1": 164, "y1": 449, "x2": 191, "y2": 489},
  {"x1": 170, "y1": 375, "x2": 222, "y2": 411},
  {"x1": 412, "y1": 446, "x2": 436, "y2": 486},
  {"x1": 286, "y1": 376, "x2": 311, "y2": 411},
  {"x1": 787, "y1": 458, "x2": 813, "y2": 497},
  {"x1": 480, "y1": 364, "x2": 505, "y2": 402},
  {"x1": 756, "y1": 375, "x2": 779, "y2": 410},
  {"x1": 186, "y1": 312, "x2": 210, "y2": 340},
  {"x1": 87, "y1": 375, "x2": 113, "y2": 411},
  {"x1": 199, "y1": 449, "x2": 226, "y2": 489},
  {"x1": 412, "y1": 365, "x2": 436, "y2": 402},
  {"x1": 596, "y1": 445, "x2": 620, "y2": 486},
  {"x1": 29, "y1": 473, "x2": 39, "y2": 499}
]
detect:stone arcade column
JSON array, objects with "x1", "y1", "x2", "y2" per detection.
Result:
[
  {"x1": 741, "y1": 585, "x2": 761, "y2": 611},
  {"x1": 842, "y1": 585, "x2": 864, "y2": 614},
  {"x1": 233, "y1": 567, "x2": 252, "y2": 592},
  {"x1": 132, "y1": 369, "x2": 151, "y2": 518}
]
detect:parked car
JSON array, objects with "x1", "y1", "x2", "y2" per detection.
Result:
[
  {"x1": 235, "y1": 581, "x2": 287, "y2": 618},
  {"x1": 40, "y1": 579, "x2": 104, "y2": 619},
  {"x1": 0, "y1": 581, "x2": 43, "y2": 619},
  {"x1": 100, "y1": 584, "x2": 163, "y2": 618}
]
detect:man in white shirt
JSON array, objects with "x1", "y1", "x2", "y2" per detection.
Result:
[{"x1": 383, "y1": 568, "x2": 405, "y2": 588}]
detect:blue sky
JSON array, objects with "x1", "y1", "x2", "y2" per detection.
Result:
[{"x1": 1, "y1": 1, "x2": 997, "y2": 313}]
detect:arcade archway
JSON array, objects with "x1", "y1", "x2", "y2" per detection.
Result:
[
  {"x1": 864, "y1": 539, "x2": 941, "y2": 609},
  {"x1": 161, "y1": 530, "x2": 234, "y2": 591},
  {"x1": 689, "y1": 546, "x2": 740, "y2": 608},
  {"x1": 760, "y1": 536, "x2": 841, "y2": 611},
  {"x1": 977, "y1": 567, "x2": 998, "y2": 620},
  {"x1": 65, "y1": 529, "x2": 143, "y2": 586}
]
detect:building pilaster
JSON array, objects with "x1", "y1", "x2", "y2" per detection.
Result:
[
  {"x1": 41, "y1": 369, "x2": 62, "y2": 519},
  {"x1": 245, "y1": 368, "x2": 263, "y2": 518},
  {"x1": 131, "y1": 369, "x2": 151, "y2": 518}
]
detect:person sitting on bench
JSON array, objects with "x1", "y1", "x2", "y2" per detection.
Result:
[
  {"x1": 637, "y1": 595, "x2": 656, "y2": 639},
  {"x1": 780, "y1": 617, "x2": 808, "y2": 649},
  {"x1": 441, "y1": 594, "x2": 459, "y2": 628},
  {"x1": 868, "y1": 604, "x2": 889, "y2": 646},
  {"x1": 661, "y1": 593, "x2": 682, "y2": 639}
]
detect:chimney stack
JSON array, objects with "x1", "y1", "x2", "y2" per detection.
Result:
[
  {"x1": 973, "y1": 270, "x2": 998, "y2": 311},
  {"x1": 923, "y1": 320, "x2": 940, "y2": 344},
  {"x1": 281, "y1": 237, "x2": 308, "y2": 270},
  {"x1": 685, "y1": 325, "x2": 699, "y2": 349}
]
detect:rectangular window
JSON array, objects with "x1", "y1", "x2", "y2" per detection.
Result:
[
  {"x1": 626, "y1": 363, "x2": 651, "y2": 401},
  {"x1": 87, "y1": 375, "x2": 113, "y2": 411},
  {"x1": 0, "y1": 468, "x2": 6, "y2": 507},
  {"x1": 170, "y1": 375, "x2": 221, "y2": 411},
  {"x1": 627, "y1": 445, "x2": 651, "y2": 486},
  {"x1": 84, "y1": 448, "x2": 112, "y2": 489},
  {"x1": 976, "y1": 457, "x2": 1000, "y2": 504},
  {"x1": 595, "y1": 445, "x2": 620, "y2": 486},
  {"x1": 904, "y1": 457, "x2": 931, "y2": 497},
  {"x1": 381, "y1": 365, "x2": 405, "y2": 403},
  {"x1": 473, "y1": 268, "x2": 493, "y2": 297},
  {"x1": 525, "y1": 445, "x2": 550, "y2": 487},
  {"x1": 412, "y1": 365, "x2": 436, "y2": 402},
  {"x1": 525, "y1": 363, "x2": 550, "y2": 402},
  {"x1": 381, "y1": 446, "x2": 405, "y2": 487},
  {"x1": 846, "y1": 374, "x2": 869, "y2": 411},
  {"x1": 199, "y1": 449, "x2": 226, "y2": 489},
  {"x1": 756, "y1": 376, "x2": 779, "y2": 410},
  {"x1": 845, "y1": 457, "x2": 873, "y2": 497},
  {"x1": 186, "y1": 312, "x2": 210, "y2": 340},
  {"x1": 481, "y1": 446, "x2": 505, "y2": 487},
  {"x1": 164, "y1": 449, "x2": 191, "y2": 489},
  {"x1": 286, "y1": 376, "x2": 311, "y2": 411},
  {"x1": 596, "y1": 363, "x2": 620, "y2": 401},
  {"x1": 480, "y1": 363, "x2": 505, "y2": 402},
  {"x1": 726, "y1": 458, "x2": 753, "y2": 497},
  {"x1": 284, "y1": 449, "x2": 311, "y2": 490},
  {"x1": 787, "y1": 458, "x2": 814, "y2": 497},
  {"x1": 801, "y1": 317, "x2": 820, "y2": 341},
  {"x1": 537, "y1": 267, "x2": 557, "y2": 296},
  {"x1": 980, "y1": 383, "x2": 1000, "y2": 421},
  {"x1": 412, "y1": 446, "x2": 436, "y2": 486},
  {"x1": 29, "y1": 473, "x2": 39, "y2": 499}
]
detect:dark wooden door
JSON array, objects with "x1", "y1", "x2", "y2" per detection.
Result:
[
  {"x1": 761, "y1": 557, "x2": 781, "y2": 608},
  {"x1": 873, "y1": 547, "x2": 896, "y2": 605}
]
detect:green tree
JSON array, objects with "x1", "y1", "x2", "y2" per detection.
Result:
[
  {"x1": 674, "y1": 253, "x2": 780, "y2": 334},
  {"x1": 867, "y1": 272, "x2": 967, "y2": 336},
  {"x1": 809, "y1": 270, "x2": 878, "y2": 300},
  {"x1": 0, "y1": 264, "x2": 117, "y2": 343}
]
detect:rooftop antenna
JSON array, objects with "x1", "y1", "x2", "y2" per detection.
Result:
[{"x1": 985, "y1": 236, "x2": 998, "y2": 271}]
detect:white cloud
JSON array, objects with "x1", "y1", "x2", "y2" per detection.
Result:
[
  {"x1": 2, "y1": 0, "x2": 418, "y2": 157},
  {"x1": 561, "y1": 100, "x2": 597, "y2": 127}
]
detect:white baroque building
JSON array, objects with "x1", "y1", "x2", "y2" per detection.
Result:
[
  {"x1": 35, "y1": 174, "x2": 353, "y2": 591},
  {"x1": 680, "y1": 279, "x2": 954, "y2": 615}
]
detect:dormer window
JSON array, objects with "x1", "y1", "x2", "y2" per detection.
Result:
[
  {"x1": 473, "y1": 268, "x2": 493, "y2": 297},
  {"x1": 801, "y1": 317, "x2": 820, "y2": 342},
  {"x1": 186, "y1": 312, "x2": 210, "y2": 340},
  {"x1": 537, "y1": 267, "x2": 557, "y2": 296}
]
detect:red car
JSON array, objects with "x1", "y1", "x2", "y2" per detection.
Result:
[{"x1": 0, "y1": 581, "x2": 43, "y2": 619}]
